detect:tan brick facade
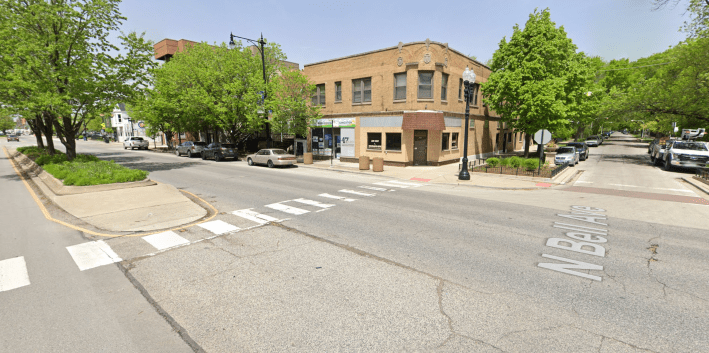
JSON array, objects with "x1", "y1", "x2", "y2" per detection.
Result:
[{"x1": 303, "y1": 40, "x2": 525, "y2": 166}]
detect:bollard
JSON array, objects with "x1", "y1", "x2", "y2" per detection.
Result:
[
  {"x1": 359, "y1": 156, "x2": 370, "y2": 170},
  {"x1": 372, "y1": 157, "x2": 384, "y2": 172},
  {"x1": 303, "y1": 152, "x2": 313, "y2": 164}
]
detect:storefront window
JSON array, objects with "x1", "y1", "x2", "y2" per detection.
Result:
[
  {"x1": 451, "y1": 132, "x2": 459, "y2": 149},
  {"x1": 442, "y1": 132, "x2": 450, "y2": 150},
  {"x1": 386, "y1": 133, "x2": 401, "y2": 151},
  {"x1": 367, "y1": 132, "x2": 382, "y2": 150}
]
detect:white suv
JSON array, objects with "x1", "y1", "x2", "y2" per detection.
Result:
[
  {"x1": 123, "y1": 137, "x2": 149, "y2": 150},
  {"x1": 662, "y1": 140, "x2": 709, "y2": 171}
]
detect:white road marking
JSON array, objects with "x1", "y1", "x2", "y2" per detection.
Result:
[
  {"x1": 66, "y1": 241, "x2": 122, "y2": 271},
  {"x1": 338, "y1": 189, "x2": 375, "y2": 196},
  {"x1": 575, "y1": 181, "x2": 593, "y2": 184},
  {"x1": 198, "y1": 220, "x2": 240, "y2": 235},
  {"x1": 609, "y1": 184, "x2": 694, "y2": 193},
  {"x1": 375, "y1": 180, "x2": 423, "y2": 188},
  {"x1": 231, "y1": 209, "x2": 281, "y2": 224},
  {"x1": 142, "y1": 231, "x2": 190, "y2": 251},
  {"x1": 318, "y1": 193, "x2": 356, "y2": 202},
  {"x1": 292, "y1": 198, "x2": 335, "y2": 208},
  {"x1": 265, "y1": 203, "x2": 310, "y2": 215},
  {"x1": 358, "y1": 186, "x2": 388, "y2": 191},
  {"x1": 0, "y1": 256, "x2": 30, "y2": 292}
]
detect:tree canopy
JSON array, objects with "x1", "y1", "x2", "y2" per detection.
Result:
[{"x1": 0, "y1": 0, "x2": 155, "y2": 159}]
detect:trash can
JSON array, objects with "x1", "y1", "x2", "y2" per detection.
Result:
[
  {"x1": 359, "y1": 156, "x2": 370, "y2": 170},
  {"x1": 372, "y1": 157, "x2": 384, "y2": 172},
  {"x1": 303, "y1": 152, "x2": 313, "y2": 165}
]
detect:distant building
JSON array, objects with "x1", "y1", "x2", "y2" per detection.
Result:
[
  {"x1": 110, "y1": 103, "x2": 145, "y2": 142},
  {"x1": 302, "y1": 39, "x2": 523, "y2": 166}
]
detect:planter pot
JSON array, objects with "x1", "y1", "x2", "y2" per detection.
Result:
[
  {"x1": 372, "y1": 157, "x2": 384, "y2": 172},
  {"x1": 303, "y1": 152, "x2": 313, "y2": 164},
  {"x1": 359, "y1": 156, "x2": 370, "y2": 170}
]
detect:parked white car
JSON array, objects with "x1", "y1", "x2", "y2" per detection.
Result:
[
  {"x1": 123, "y1": 137, "x2": 149, "y2": 150},
  {"x1": 661, "y1": 140, "x2": 709, "y2": 171},
  {"x1": 554, "y1": 146, "x2": 580, "y2": 167}
]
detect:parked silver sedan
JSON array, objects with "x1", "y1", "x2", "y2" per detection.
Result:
[
  {"x1": 175, "y1": 141, "x2": 207, "y2": 158},
  {"x1": 246, "y1": 149, "x2": 296, "y2": 168},
  {"x1": 554, "y1": 146, "x2": 580, "y2": 167}
]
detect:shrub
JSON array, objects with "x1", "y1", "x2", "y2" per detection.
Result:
[
  {"x1": 524, "y1": 158, "x2": 540, "y2": 171},
  {"x1": 500, "y1": 157, "x2": 513, "y2": 167},
  {"x1": 35, "y1": 154, "x2": 68, "y2": 165},
  {"x1": 486, "y1": 157, "x2": 501, "y2": 167},
  {"x1": 507, "y1": 156, "x2": 524, "y2": 168}
]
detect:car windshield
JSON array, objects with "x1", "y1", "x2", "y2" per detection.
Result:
[
  {"x1": 132, "y1": 137, "x2": 144, "y2": 141},
  {"x1": 193, "y1": 142, "x2": 207, "y2": 146},
  {"x1": 557, "y1": 147, "x2": 575, "y2": 154},
  {"x1": 271, "y1": 149, "x2": 287, "y2": 155},
  {"x1": 673, "y1": 142, "x2": 708, "y2": 151},
  {"x1": 567, "y1": 143, "x2": 583, "y2": 149}
]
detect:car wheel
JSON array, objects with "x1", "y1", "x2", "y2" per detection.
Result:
[
  {"x1": 187, "y1": 151, "x2": 193, "y2": 158},
  {"x1": 215, "y1": 154, "x2": 222, "y2": 162},
  {"x1": 124, "y1": 146, "x2": 127, "y2": 150},
  {"x1": 664, "y1": 156, "x2": 672, "y2": 171},
  {"x1": 650, "y1": 155, "x2": 655, "y2": 163},
  {"x1": 654, "y1": 155, "x2": 663, "y2": 166},
  {"x1": 247, "y1": 158, "x2": 254, "y2": 166},
  {"x1": 175, "y1": 150, "x2": 181, "y2": 156},
  {"x1": 201, "y1": 153, "x2": 206, "y2": 160},
  {"x1": 267, "y1": 160, "x2": 274, "y2": 168}
]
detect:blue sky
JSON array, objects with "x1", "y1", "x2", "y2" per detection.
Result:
[{"x1": 117, "y1": 0, "x2": 691, "y2": 67}]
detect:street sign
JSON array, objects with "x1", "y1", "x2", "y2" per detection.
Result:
[{"x1": 533, "y1": 129, "x2": 552, "y2": 145}]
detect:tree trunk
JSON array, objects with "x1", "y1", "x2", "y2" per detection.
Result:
[
  {"x1": 41, "y1": 111, "x2": 56, "y2": 154},
  {"x1": 523, "y1": 134, "x2": 532, "y2": 158},
  {"x1": 52, "y1": 115, "x2": 80, "y2": 160},
  {"x1": 27, "y1": 115, "x2": 45, "y2": 149},
  {"x1": 573, "y1": 125, "x2": 585, "y2": 142}
]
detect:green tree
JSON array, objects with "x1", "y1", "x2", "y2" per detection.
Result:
[
  {"x1": 0, "y1": 0, "x2": 156, "y2": 160},
  {"x1": 482, "y1": 8, "x2": 586, "y2": 156},
  {"x1": 0, "y1": 115, "x2": 15, "y2": 134},
  {"x1": 269, "y1": 70, "x2": 321, "y2": 138}
]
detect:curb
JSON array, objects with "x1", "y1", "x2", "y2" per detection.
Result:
[
  {"x1": 682, "y1": 176, "x2": 709, "y2": 196},
  {"x1": 296, "y1": 163, "x2": 549, "y2": 190}
]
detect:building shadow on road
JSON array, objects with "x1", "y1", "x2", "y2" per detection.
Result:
[
  {"x1": 601, "y1": 142, "x2": 648, "y2": 148},
  {"x1": 601, "y1": 154, "x2": 654, "y2": 166}
]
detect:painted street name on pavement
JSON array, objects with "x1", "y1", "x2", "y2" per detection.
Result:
[{"x1": 538, "y1": 206, "x2": 609, "y2": 281}]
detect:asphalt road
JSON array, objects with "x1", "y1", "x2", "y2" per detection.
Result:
[{"x1": 1, "y1": 133, "x2": 708, "y2": 352}]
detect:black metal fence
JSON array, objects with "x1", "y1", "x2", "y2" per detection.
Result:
[
  {"x1": 465, "y1": 162, "x2": 569, "y2": 178},
  {"x1": 697, "y1": 168, "x2": 709, "y2": 184}
]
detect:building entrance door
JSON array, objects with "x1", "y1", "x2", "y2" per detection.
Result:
[{"x1": 413, "y1": 130, "x2": 428, "y2": 166}]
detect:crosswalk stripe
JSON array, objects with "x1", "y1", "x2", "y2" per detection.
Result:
[
  {"x1": 373, "y1": 180, "x2": 422, "y2": 188},
  {"x1": 232, "y1": 209, "x2": 280, "y2": 224},
  {"x1": 318, "y1": 193, "x2": 356, "y2": 202},
  {"x1": 198, "y1": 220, "x2": 240, "y2": 235},
  {"x1": 292, "y1": 198, "x2": 335, "y2": 208},
  {"x1": 358, "y1": 186, "x2": 388, "y2": 191},
  {"x1": 0, "y1": 256, "x2": 30, "y2": 292},
  {"x1": 338, "y1": 189, "x2": 375, "y2": 196},
  {"x1": 265, "y1": 203, "x2": 310, "y2": 215},
  {"x1": 66, "y1": 241, "x2": 122, "y2": 271},
  {"x1": 142, "y1": 231, "x2": 190, "y2": 251}
]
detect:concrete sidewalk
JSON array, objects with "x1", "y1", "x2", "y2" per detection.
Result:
[{"x1": 298, "y1": 157, "x2": 578, "y2": 190}]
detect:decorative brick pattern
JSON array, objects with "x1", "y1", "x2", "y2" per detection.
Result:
[{"x1": 402, "y1": 112, "x2": 445, "y2": 131}]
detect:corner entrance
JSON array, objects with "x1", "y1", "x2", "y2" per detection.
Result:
[{"x1": 413, "y1": 130, "x2": 428, "y2": 166}]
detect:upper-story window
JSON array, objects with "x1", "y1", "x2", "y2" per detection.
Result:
[
  {"x1": 117, "y1": 114, "x2": 122, "y2": 123},
  {"x1": 418, "y1": 72, "x2": 433, "y2": 99},
  {"x1": 472, "y1": 83, "x2": 480, "y2": 106},
  {"x1": 441, "y1": 73, "x2": 449, "y2": 101},
  {"x1": 335, "y1": 82, "x2": 342, "y2": 102},
  {"x1": 312, "y1": 84, "x2": 325, "y2": 106},
  {"x1": 352, "y1": 78, "x2": 371, "y2": 104},
  {"x1": 394, "y1": 73, "x2": 406, "y2": 101}
]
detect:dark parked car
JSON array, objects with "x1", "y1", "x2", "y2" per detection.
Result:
[
  {"x1": 565, "y1": 142, "x2": 589, "y2": 161},
  {"x1": 201, "y1": 143, "x2": 238, "y2": 162},
  {"x1": 175, "y1": 141, "x2": 207, "y2": 158}
]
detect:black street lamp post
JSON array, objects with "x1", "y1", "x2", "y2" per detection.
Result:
[
  {"x1": 458, "y1": 67, "x2": 477, "y2": 181},
  {"x1": 229, "y1": 33, "x2": 272, "y2": 147}
]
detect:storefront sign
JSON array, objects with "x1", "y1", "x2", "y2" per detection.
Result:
[{"x1": 313, "y1": 118, "x2": 356, "y2": 128}]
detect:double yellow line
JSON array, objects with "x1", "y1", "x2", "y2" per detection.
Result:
[{"x1": 2, "y1": 146, "x2": 218, "y2": 237}]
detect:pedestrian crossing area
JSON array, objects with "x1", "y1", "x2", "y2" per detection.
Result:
[{"x1": 0, "y1": 179, "x2": 424, "y2": 292}]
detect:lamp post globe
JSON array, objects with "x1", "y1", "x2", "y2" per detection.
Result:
[{"x1": 458, "y1": 66, "x2": 476, "y2": 181}]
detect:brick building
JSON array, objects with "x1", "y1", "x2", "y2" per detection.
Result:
[{"x1": 303, "y1": 39, "x2": 525, "y2": 166}]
